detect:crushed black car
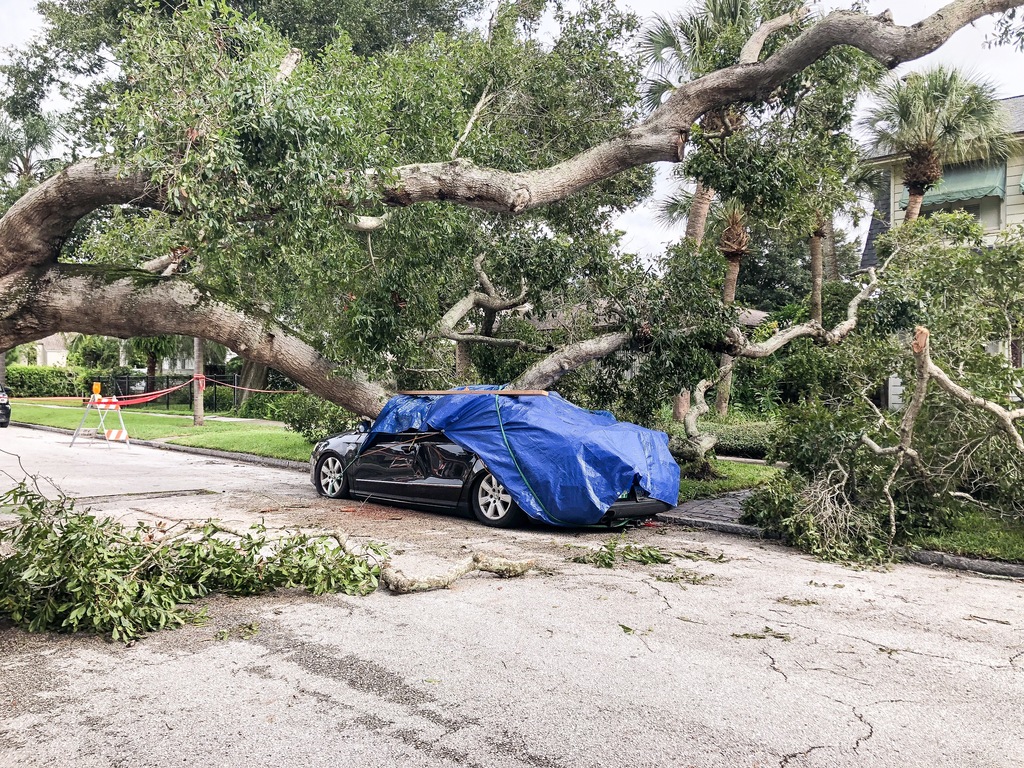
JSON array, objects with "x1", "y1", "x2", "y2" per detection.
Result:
[{"x1": 311, "y1": 389, "x2": 680, "y2": 528}]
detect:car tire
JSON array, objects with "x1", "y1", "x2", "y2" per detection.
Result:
[
  {"x1": 314, "y1": 453, "x2": 350, "y2": 499},
  {"x1": 471, "y1": 471, "x2": 525, "y2": 528}
]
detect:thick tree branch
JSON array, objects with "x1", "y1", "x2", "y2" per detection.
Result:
[
  {"x1": 433, "y1": 255, "x2": 534, "y2": 349},
  {"x1": 5, "y1": 0, "x2": 1011, "y2": 267},
  {"x1": 0, "y1": 161, "x2": 160, "y2": 274},
  {"x1": 738, "y1": 7, "x2": 810, "y2": 64},
  {"x1": 915, "y1": 327, "x2": 1024, "y2": 453},
  {"x1": 731, "y1": 262, "x2": 885, "y2": 358},
  {"x1": 514, "y1": 331, "x2": 630, "y2": 390},
  {"x1": 0, "y1": 265, "x2": 390, "y2": 417}
]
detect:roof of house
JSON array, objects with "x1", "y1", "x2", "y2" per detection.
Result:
[{"x1": 864, "y1": 94, "x2": 1024, "y2": 162}]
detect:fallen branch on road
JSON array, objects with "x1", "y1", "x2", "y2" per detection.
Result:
[{"x1": 381, "y1": 553, "x2": 536, "y2": 594}]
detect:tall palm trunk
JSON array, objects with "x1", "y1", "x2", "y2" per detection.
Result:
[
  {"x1": 685, "y1": 182, "x2": 716, "y2": 246},
  {"x1": 193, "y1": 337, "x2": 205, "y2": 426},
  {"x1": 714, "y1": 254, "x2": 743, "y2": 416},
  {"x1": 904, "y1": 189, "x2": 925, "y2": 222}
]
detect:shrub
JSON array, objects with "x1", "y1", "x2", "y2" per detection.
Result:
[
  {"x1": 4, "y1": 365, "x2": 83, "y2": 397},
  {"x1": 702, "y1": 420, "x2": 776, "y2": 459},
  {"x1": 238, "y1": 392, "x2": 287, "y2": 420},
  {"x1": 275, "y1": 394, "x2": 357, "y2": 442}
]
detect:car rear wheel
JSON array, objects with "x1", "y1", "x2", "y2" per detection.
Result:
[
  {"x1": 471, "y1": 472, "x2": 525, "y2": 528},
  {"x1": 315, "y1": 453, "x2": 349, "y2": 499}
]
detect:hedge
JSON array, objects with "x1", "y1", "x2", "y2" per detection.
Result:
[
  {"x1": 704, "y1": 420, "x2": 776, "y2": 459},
  {"x1": 2, "y1": 365, "x2": 108, "y2": 398}
]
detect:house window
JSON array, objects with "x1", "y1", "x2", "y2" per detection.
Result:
[{"x1": 922, "y1": 202, "x2": 981, "y2": 220}]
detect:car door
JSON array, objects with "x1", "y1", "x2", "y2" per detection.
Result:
[
  {"x1": 348, "y1": 432, "x2": 423, "y2": 503},
  {"x1": 414, "y1": 433, "x2": 475, "y2": 506}
]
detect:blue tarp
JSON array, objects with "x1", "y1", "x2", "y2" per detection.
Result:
[{"x1": 369, "y1": 387, "x2": 680, "y2": 526}]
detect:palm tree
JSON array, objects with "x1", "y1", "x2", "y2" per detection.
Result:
[
  {"x1": 0, "y1": 113, "x2": 61, "y2": 185},
  {"x1": 639, "y1": 0, "x2": 753, "y2": 247},
  {"x1": 862, "y1": 67, "x2": 1010, "y2": 222},
  {"x1": 712, "y1": 198, "x2": 749, "y2": 415}
]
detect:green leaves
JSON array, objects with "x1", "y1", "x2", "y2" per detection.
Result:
[{"x1": 0, "y1": 482, "x2": 387, "y2": 642}]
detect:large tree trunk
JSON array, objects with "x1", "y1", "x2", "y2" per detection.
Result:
[
  {"x1": 193, "y1": 336, "x2": 205, "y2": 426},
  {"x1": 238, "y1": 359, "x2": 269, "y2": 404},
  {"x1": 0, "y1": 353, "x2": 5, "y2": 386},
  {"x1": 714, "y1": 254, "x2": 743, "y2": 417},
  {"x1": 455, "y1": 341, "x2": 475, "y2": 379},
  {"x1": 685, "y1": 182, "x2": 716, "y2": 246},
  {"x1": 0, "y1": 266, "x2": 391, "y2": 418},
  {"x1": 823, "y1": 215, "x2": 839, "y2": 280}
]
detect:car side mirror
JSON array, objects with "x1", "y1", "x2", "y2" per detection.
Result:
[{"x1": 356, "y1": 420, "x2": 371, "y2": 433}]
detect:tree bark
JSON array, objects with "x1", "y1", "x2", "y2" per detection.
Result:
[
  {"x1": 904, "y1": 192, "x2": 924, "y2": 222},
  {"x1": 672, "y1": 391, "x2": 690, "y2": 421},
  {"x1": 455, "y1": 341, "x2": 474, "y2": 379},
  {"x1": 238, "y1": 359, "x2": 269, "y2": 404},
  {"x1": 0, "y1": 353, "x2": 6, "y2": 386},
  {"x1": 0, "y1": 265, "x2": 390, "y2": 417},
  {"x1": 146, "y1": 353, "x2": 158, "y2": 392},
  {"x1": 823, "y1": 215, "x2": 839, "y2": 280},
  {"x1": 685, "y1": 182, "x2": 716, "y2": 246},
  {"x1": 193, "y1": 336, "x2": 205, "y2": 426},
  {"x1": 809, "y1": 228, "x2": 824, "y2": 325},
  {"x1": 714, "y1": 255, "x2": 743, "y2": 417},
  {"x1": 514, "y1": 332, "x2": 630, "y2": 390}
]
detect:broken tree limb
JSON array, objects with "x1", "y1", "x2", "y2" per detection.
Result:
[
  {"x1": 913, "y1": 326, "x2": 1024, "y2": 453},
  {"x1": 380, "y1": 553, "x2": 536, "y2": 594}
]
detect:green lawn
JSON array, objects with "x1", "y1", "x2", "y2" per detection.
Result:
[
  {"x1": 10, "y1": 403, "x2": 313, "y2": 462},
  {"x1": 678, "y1": 459, "x2": 780, "y2": 502},
  {"x1": 914, "y1": 511, "x2": 1024, "y2": 564}
]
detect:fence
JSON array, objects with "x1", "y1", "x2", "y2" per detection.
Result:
[{"x1": 105, "y1": 374, "x2": 243, "y2": 412}]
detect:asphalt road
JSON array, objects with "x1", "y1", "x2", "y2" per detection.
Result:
[{"x1": 1, "y1": 425, "x2": 1022, "y2": 767}]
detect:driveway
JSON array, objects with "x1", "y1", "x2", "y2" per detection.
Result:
[{"x1": 1, "y1": 425, "x2": 1022, "y2": 767}]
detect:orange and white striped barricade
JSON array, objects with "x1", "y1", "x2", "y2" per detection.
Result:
[{"x1": 70, "y1": 394, "x2": 131, "y2": 448}]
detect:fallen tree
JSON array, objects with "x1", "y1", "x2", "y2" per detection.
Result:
[{"x1": 2, "y1": 0, "x2": 1022, "y2": 415}]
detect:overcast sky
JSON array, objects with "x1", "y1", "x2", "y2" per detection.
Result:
[{"x1": 3, "y1": 0, "x2": 1023, "y2": 255}]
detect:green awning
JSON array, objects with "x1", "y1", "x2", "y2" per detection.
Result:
[{"x1": 899, "y1": 163, "x2": 1006, "y2": 209}]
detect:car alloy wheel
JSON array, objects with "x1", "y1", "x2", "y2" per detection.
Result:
[
  {"x1": 316, "y1": 454, "x2": 349, "y2": 499},
  {"x1": 472, "y1": 472, "x2": 525, "y2": 527}
]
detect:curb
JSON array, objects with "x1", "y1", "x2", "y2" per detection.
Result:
[
  {"x1": 657, "y1": 511, "x2": 769, "y2": 539},
  {"x1": 910, "y1": 549, "x2": 1024, "y2": 579},
  {"x1": 9, "y1": 421, "x2": 309, "y2": 473}
]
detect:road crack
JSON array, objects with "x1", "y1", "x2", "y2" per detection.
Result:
[
  {"x1": 852, "y1": 707, "x2": 874, "y2": 752},
  {"x1": 761, "y1": 648, "x2": 788, "y2": 681},
  {"x1": 779, "y1": 745, "x2": 824, "y2": 766}
]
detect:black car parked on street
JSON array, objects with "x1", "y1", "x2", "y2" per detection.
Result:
[
  {"x1": 311, "y1": 425, "x2": 672, "y2": 528},
  {"x1": 0, "y1": 384, "x2": 10, "y2": 428}
]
